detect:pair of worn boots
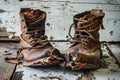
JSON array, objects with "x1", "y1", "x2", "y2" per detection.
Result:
[{"x1": 5, "y1": 8, "x2": 105, "y2": 70}]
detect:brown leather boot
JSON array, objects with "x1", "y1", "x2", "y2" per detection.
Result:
[
  {"x1": 65, "y1": 9, "x2": 105, "y2": 70},
  {"x1": 5, "y1": 8, "x2": 64, "y2": 66}
]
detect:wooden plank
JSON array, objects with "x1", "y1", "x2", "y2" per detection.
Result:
[
  {"x1": 1, "y1": 0, "x2": 120, "y2": 4},
  {"x1": 13, "y1": 43, "x2": 120, "y2": 80},
  {"x1": 19, "y1": 1, "x2": 120, "y2": 11},
  {"x1": 23, "y1": 0, "x2": 120, "y2": 5},
  {"x1": 0, "y1": 1, "x2": 120, "y2": 42},
  {"x1": 0, "y1": 43, "x2": 18, "y2": 80},
  {"x1": 107, "y1": 44, "x2": 120, "y2": 63},
  {"x1": 1, "y1": 11, "x2": 120, "y2": 41},
  {"x1": 1, "y1": 1, "x2": 120, "y2": 12}
]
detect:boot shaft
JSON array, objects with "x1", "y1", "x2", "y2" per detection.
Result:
[
  {"x1": 73, "y1": 9, "x2": 104, "y2": 30},
  {"x1": 20, "y1": 8, "x2": 46, "y2": 35},
  {"x1": 19, "y1": 8, "x2": 48, "y2": 47},
  {"x1": 65, "y1": 9, "x2": 105, "y2": 70},
  {"x1": 73, "y1": 9, "x2": 105, "y2": 40}
]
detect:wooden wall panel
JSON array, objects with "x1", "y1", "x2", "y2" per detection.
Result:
[{"x1": 0, "y1": 0, "x2": 120, "y2": 41}]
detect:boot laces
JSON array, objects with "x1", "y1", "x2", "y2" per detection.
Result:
[
  {"x1": 68, "y1": 17, "x2": 103, "y2": 51},
  {"x1": 27, "y1": 28, "x2": 49, "y2": 48}
]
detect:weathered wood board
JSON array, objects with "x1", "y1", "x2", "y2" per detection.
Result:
[
  {"x1": 0, "y1": 0, "x2": 120, "y2": 79},
  {"x1": 0, "y1": 43, "x2": 119, "y2": 80},
  {"x1": 0, "y1": 0, "x2": 120, "y2": 41},
  {"x1": 0, "y1": 43, "x2": 18, "y2": 80},
  {"x1": 107, "y1": 44, "x2": 120, "y2": 63}
]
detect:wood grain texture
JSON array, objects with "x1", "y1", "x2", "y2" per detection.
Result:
[
  {"x1": 0, "y1": 0, "x2": 120, "y2": 41},
  {"x1": 0, "y1": 43, "x2": 18, "y2": 80},
  {"x1": 107, "y1": 44, "x2": 120, "y2": 63}
]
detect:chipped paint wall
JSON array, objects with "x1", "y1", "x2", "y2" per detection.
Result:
[{"x1": 0, "y1": 0, "x2": 120, "y2": 42}]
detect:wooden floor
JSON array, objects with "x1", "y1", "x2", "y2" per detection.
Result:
[
  {"x1": 0, "y1": 43, "x2": 120, "y2": 80},
  {"x1": 0, "y1": 43, "x2": 18, "y2": 80}
]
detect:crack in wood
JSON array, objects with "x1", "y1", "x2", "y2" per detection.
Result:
[
  {"x1": 40, "y1": 76, "x2": 62, "y2": 80},
  {"x1": 105, "y1": 44, "x2": 120, "y2": 68},
  {"x1": 12, "y1": 71, "x2": 24, "y2": 80}
]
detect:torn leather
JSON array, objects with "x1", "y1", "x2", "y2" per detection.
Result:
[
  {"x1": 5, "y1": 8, "x2": 64, "y2": 66},
  {"x1": 65, "y1": 9, "x2": 105, "y2": 70}
]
